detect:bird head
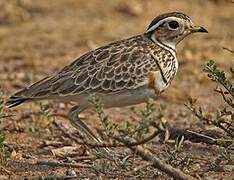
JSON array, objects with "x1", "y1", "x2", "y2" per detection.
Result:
[{"x1": 145, "y1": 12, "x2": 208, "y2": 49}]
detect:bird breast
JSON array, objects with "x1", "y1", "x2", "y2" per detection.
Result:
[{"x1": 147, "y1": 71, "x2": 169, "y2": 95}]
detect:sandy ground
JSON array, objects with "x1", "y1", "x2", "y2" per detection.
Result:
[{"x1": 0, "y1": 0, "x2": 233, "y2": 179}]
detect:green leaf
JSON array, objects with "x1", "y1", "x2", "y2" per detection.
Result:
[{"x1": 230, "y1": 67, "x2": 234, "y2": 73}]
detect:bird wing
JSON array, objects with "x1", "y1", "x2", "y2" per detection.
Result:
[{"x1": 8, "y1": 35, "x2": 159, "y2": 102}]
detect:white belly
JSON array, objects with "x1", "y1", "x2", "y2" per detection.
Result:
[
  {"x1": 153, "y1": 71, "x2": 169, "y2": 92},
  {"x1": 99, "y1": 87, "x2": 158, "y2": 108},
  {"x1": 64, "y1": 86, "x2": 158, "y2": 108},
  {"x1": 62, "y1": 70, "x2": 171, "y2": 108}
]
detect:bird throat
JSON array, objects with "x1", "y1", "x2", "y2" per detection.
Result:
[
  {"x1": 148, "y1": 37, "x2": 178, "y2": 85},
  {"x1": 151, "y1": 34, "x2": 176, "y2": 51}
]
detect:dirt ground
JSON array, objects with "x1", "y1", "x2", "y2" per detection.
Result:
[{"x1": 0, "y1": 0, "x2": 233, "y2": 179}]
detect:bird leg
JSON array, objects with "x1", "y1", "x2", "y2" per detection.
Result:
[{"x1": 68, "y1": 105, "x2": 111, "y2": 154}]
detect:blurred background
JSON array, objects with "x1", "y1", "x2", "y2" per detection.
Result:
[{"x1": 0, "y1": 0, "x2": 233, "y2": 178}]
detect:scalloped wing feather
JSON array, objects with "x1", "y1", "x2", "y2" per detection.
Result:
[{"x1": 9, "y1": 35, "x2": 160, "y2": 100}]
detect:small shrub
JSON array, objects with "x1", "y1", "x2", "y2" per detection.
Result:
[
  {"x1": 88, "y1": 94, "x2": 165, "y2": 143},
  {"x1": 186, "y1": 60, "x2": 234, "y2": 143}
]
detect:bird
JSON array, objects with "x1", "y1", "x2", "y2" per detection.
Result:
[{"x1": 7, "y1": 12, "x2": 208, "y2": 145}]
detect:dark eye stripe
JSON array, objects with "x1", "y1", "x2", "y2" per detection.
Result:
[{"x1": 168, "y1": 21, "x2": 179, "y2": 29}]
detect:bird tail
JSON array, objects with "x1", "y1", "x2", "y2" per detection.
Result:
[
  {"x1": 6, "y1": 75, "x2": 54, "y2": 108},
  {"x1": 6, "y1": 96, "x2": 30, "y2": 108}
]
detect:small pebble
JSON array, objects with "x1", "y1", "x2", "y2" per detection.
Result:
[{"x1": 66, "y1": 169, "x2": 77, "y2": 177}]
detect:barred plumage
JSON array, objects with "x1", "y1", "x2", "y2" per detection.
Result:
[
  {"x1": 8, "y1": 34, "x2": 178, "y2": 105},
  {"x1": 7, "y1": 12, "x2": 207, "y2": 145}
]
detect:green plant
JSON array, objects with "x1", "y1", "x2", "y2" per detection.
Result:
[
  {"x1": 89, "y1": 95, "x2": 118, "y2": 136},
  {"x1": 163, "y1": 141, "x2": 193, "y2": 169},
  {"x1": 89, "y1": 94, "x2": 165, "y2": 143},
  {"x1": 186, "y1": 60, "x2": 234, "y2": 142},
  {"x1": 119, "y1": 101, "x2": 165, "y2": 141},
  {"x1": 175, "y1": 135, "x2": 185, "y2": 152},
  {"x1": 39, "y1": 102, "x2": 53, "y2": 117},
  {"x1": 205, "y1": 60, "x2": 234, "y2": 107},
  {"x1": 0, "y1": 134, "x2": 8, "y2": 164}
]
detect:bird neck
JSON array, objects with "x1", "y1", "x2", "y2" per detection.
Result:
[{"x1": 150, "y1": 34, "x2": 176, "y2": 52}]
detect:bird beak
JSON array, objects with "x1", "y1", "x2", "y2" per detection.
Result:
[{"x1": 190, "y1": 25, "x2": 208, "y2": 33}]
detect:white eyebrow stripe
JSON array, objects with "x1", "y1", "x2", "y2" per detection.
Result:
[{"x1": 147, "y1": 17, "x2": 181, "y2": 33}]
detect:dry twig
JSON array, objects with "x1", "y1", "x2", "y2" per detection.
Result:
[
  {"x1": 53, "y1": 121, "x2": 160, "y2": 148},
  {"x1": 114, "y1": 136, "x2": 196, "y2": 180},
  {"x1": 185, "y1": 103, "x2": 234, "y2": 137},
  {"x1": 163, "y1": 127, "x2": 217, "y2": 145},
  {"x1": 222, "y1": 47, "x2": 234, "y2": 54},
  {"x1": 36, "y1": 160, "x2": 92, "y2": 168}
]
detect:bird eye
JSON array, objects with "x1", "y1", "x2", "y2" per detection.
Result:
[{"x1": 168, "y1": 21, "x2": 179, "y2": 29}]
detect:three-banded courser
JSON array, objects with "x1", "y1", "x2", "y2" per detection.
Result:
[{"x1": 7, "y1": 12, "x2": 208, "y2": 144}]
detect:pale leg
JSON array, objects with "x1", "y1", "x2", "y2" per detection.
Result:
[{"x1": 68, "y1": 105, "x2": 111, "y2": 154}]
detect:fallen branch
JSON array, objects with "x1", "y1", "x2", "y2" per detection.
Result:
[
  {"x1": 0, "y1": 164, "x2": 13, "y2": 175},
  {"x1": 54, "y1": 121, "x2": 159, "y2": 148},
  {"x1": 36, "y1": 160, "x2": 92, "y2": 168},
  {"x1": 114, "y1": 136, "x2": 196, "y2": 180},
  {"x1": 32, "y1": 175, "x2": 76, "y2": 179},
  {"x1": 73, "y1": 155, "x2": 97, "y2": 162},
  {"x1": 166, "y1": 127, "x2": 217, "y2": 145},
  {"x1": 0, "y1": 114, "x2": 14, "y2": 119},
  {"x1": 222, "y1": 47, "x2": 234, "y2": 54}
]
